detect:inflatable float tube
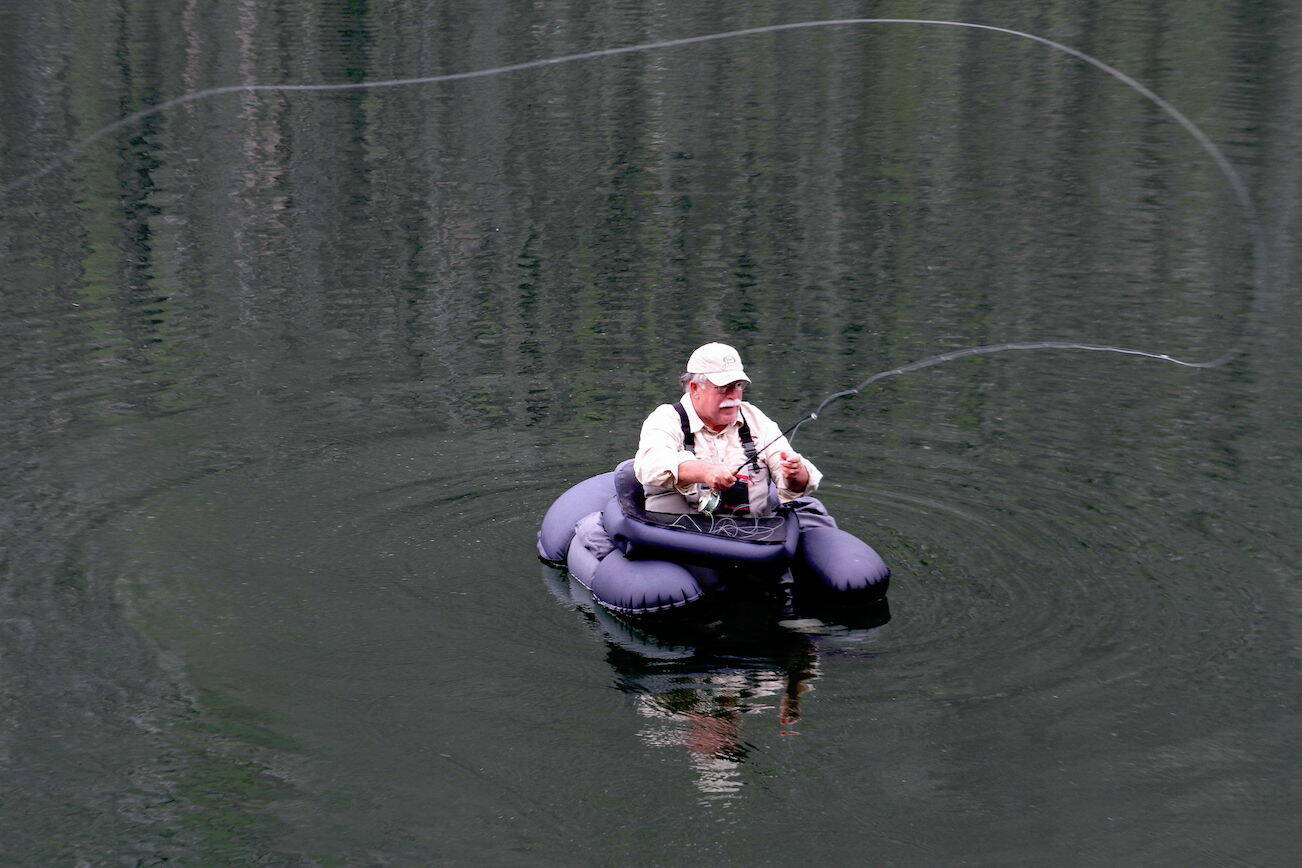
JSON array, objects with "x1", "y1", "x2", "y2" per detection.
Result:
[{"x1": 538, "y1": 460, "x2": 889, "y2": 616}]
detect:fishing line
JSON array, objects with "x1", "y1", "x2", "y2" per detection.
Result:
[
  {"x1": 5, "y1": 18, "x2": 1265, "y2": 447},
  {"x1": 740, "y1": 342, "x2": 1225, "y2": 470}
]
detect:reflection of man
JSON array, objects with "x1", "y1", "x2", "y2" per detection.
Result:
[{"x1": 628, "y1": 645, "x2": 822, "y2": 800}]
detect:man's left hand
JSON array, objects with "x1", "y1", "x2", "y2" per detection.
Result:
[{"x1": 779, "y1": 451, "x2": 809, "y2": 492}]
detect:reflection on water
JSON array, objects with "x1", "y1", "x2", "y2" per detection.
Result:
[
  {"x1": 633, "y1": 663, "x2": 817, "y2": 802},
  {"x1": 543, "y1": 565, "x2": 888, "y2": 802},
  {"x1": 627, "y1": 649, "x2": 821, "y2": 802}
]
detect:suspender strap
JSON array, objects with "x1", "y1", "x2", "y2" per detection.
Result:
[
  {"x1": 738, "y1": 411, "x2": 759, "y2": 471},
  {"x1": 673, "y1": 401, "x2": 695, "y2": 453}
]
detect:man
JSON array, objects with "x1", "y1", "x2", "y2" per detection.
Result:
[
  {"x1": 574, "y1": 343, "x2": 836, "y2": 562},
  {"x1": 634, "y1": 342, "x2": 825, "y2": 519}
]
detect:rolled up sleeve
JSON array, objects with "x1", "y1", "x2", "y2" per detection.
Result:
[{"x1": 634, "y1": 405, "x2": 696, "y2": 495}]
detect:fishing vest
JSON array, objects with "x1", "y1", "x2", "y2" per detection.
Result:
[{"x1": 643, "y1": 401, "x2": 781, "y2": 517}]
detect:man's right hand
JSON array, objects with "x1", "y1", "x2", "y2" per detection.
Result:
[{"x1": 700, "y1": 464, "x2": 737, "y2": 491}]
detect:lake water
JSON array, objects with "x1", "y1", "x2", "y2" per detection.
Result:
[{"x1": 1, "y1": 1, "x2": 1298, "y2": 863}]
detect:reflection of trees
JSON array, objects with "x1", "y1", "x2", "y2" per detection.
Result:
[{"x1": 2, "y1": 2, "x2": 1286, "y2": 463}]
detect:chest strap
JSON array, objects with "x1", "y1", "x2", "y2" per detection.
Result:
[{"x1": 672, "y1": 401, "x2": 760, "y2": 471}]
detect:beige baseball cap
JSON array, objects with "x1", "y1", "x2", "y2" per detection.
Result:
[{"x1": 686, "y1": 342, "x2": 751, "y2": 387}]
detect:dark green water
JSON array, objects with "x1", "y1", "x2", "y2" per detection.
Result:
[{"x1": 2, "y1": 1, "x2": 1298, "y2": 863}]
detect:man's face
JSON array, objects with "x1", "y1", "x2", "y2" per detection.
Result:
[{"x1": 690, "y1": 379, "x2": 748, "y2": 432}]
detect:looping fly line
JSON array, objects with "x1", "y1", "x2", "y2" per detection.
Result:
[{"x1": 5, "y1": 17, "x2": 1265, "y2": 441}]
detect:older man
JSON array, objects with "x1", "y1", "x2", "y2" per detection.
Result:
[
  {"x1": 634, "y1": 342, "x2": 824, "y2": 518},
  {"x1": 575, "y1": 343, "x2": 837, "y2": 562}
]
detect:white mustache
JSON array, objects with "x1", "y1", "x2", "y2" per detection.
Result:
[{"x1": 719, "y1": 401, "x2": 741, "y2": 409}]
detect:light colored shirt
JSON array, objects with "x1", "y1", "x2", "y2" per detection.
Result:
[{"x1": 634, "y1": 395, "x2": 822, "y2": 514}]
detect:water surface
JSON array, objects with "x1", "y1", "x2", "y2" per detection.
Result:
[{"x1": 1, "y1": 1, "x2": 1298, "y2": 862}]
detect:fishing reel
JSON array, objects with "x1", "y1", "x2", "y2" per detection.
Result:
[{"x1": 699, "y1": 474, "x2": 752, "y2": 516}]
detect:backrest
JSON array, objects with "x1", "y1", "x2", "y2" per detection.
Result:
[{"x1": 613, "y1": 459, "x2": 647, "y2": 516}]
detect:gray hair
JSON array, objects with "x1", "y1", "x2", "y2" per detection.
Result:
[{"x1": 679, "y1": 372, "x2": 710, "y2": 391}]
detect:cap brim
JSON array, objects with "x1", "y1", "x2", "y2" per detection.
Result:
[{"x1": 704, "y1": 370, "x2": 750, "y2": 386}]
